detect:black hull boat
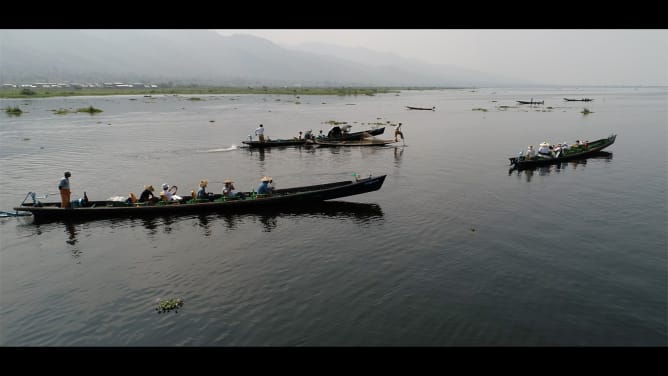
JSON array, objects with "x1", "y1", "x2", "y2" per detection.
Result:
[
  {"x1": 509, "y1": 135, "x2": 616, "y2": 170},
  {"x1": 564, "y1": 98, "x2": 594, "y2": 102},
  {"x1": 517, "y1": 100, "x2": 544, "y2": 105},
  {"x1": 406, "y1": 106, "x2": 435, "y2": 110},
  {"x1": 242, "y1": 127, "x2": 385, "y2": 148},
  {"x1": 14, "y1": 175, "x2": 387, "y2": 221},
  {"x1": 242, "y1": 139, "x2": 307, "y2": 148},
  {"x1": 313, "y1": 139, "x2": 396, "y2": 147}
]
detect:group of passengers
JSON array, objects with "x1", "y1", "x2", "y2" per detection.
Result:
[
  {"x1": 524, "y1": 139, "x2": 589, "y2": 160},
  {"x1": 132, "y1": 176, "x2": 275, "y2": 205}
]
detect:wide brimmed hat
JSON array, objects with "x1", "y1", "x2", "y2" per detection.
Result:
[
  {"x1": 200, "y1": 179, "x2": 208, "y2": 187},
  {"x1": 261, "y1": 176, "x2": 272, "y2": 182},
  {"x1": 539, "y1": 142, "x2": 549, "y2": 147},
  {"x1": 224, "y1": 179, "x2": 234, "y2": 184},
  {"x1": 162, "y1": 183, "x2": 169, "y2": 190},
  {"x1": 145, "y1": 184, "x2": 154, "y2": 191}
]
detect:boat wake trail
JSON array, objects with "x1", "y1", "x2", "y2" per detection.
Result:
[{"x1": 202, "y1": 145, "x2": 238, "y2": 153}]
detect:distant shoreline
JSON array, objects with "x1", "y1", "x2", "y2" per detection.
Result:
[{"x1": 0, "y1": 86, "x2": 457, "y2": 99}]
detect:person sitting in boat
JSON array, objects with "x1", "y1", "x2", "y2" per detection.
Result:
[
  {"x1": 197, "y1": 179, "x2": 209, "y2": 199},
  {"x1": 257, "y1": 176, "x2": 273, "y2": 195},
  {"x1": 162, "y1": 183, "x2": 182, "y2": 201},
  {"x1": 139, "y1": 184, "x2": 159, "y2": 203},
  {"x1": 340, "y1": 124, "x2": 352, "y2": 134},
  {"x1": 537, "y1": 142, "x2": 551, "y2": 156},
  {"x1": 526, "y1": 145, "x2": 536, "y2": 159},
  {"x1": 561, "y1": 141, "x2": 569, "y2": 151},
  {"x1": 223, "y1": 179, "x2": 245, "y2": 199},
  {"x1": 554, "y1": 143, "x2": 563, "y2": 157}
]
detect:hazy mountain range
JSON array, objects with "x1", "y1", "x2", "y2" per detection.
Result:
[{"x1": 0, "y1": 29, "x2": 533, "y2": 87}]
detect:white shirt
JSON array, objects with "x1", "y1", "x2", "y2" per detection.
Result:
[{"x1": 255, "y1": 126, "x2": 264, "y2": 136}]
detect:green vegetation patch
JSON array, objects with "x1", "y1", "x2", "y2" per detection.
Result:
[
  {"x1": 5, "y1": 106, "x2": 22, "y2": 115},
  {"x1": 472, "y1": 108, "x2": 488, "y2": 112},
  {"x1": 324, "y1": 120, "x2": 348, "y2": 125},
  {"x1": 77, "y1": 106, "x2": 103, "y2": 114},
  {"x1": 155, "y1": 298, "x2": 184, "y2": 314}
]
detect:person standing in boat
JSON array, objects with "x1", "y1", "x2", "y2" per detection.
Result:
[
  {"x1": 58, "y1": 171, "x2": 72, "y2": 208},
  {"x1": 255, "y1": 124, "x2": 265, "y2": 143},
  {"x1": 394, "y1": 123, "x2": 404, "y2": 142},
  {"x1": 526, "y1": 145, "x2": 536, "y2": 159}
]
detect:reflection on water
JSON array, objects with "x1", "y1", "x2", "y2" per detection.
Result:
[
  {"x1": 24, "y1": 201, "x2": 384, "y2": 234},
  {"x1": 209, "y1": 201, "x2": 384, "y2": 232},
  {"x1": 510, "y1": 152, "x2": 613, "y2": 181},
  {"x1": 64, "y1": 222, "x2": 82, "y2": 261},
  {"x1": 393, "y1": 146, "x2": 405, "y2": 167}
]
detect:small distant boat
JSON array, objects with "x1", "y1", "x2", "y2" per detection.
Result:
[
  {"x1": 517, "y1": 100, "x2": 544, "y2": 105},
  {"x1": 406, "y1": 106, "x2": 435, "y2": 111},
  {"x1": 564, "y1": 98, "x2": 594, "y2": 102}
]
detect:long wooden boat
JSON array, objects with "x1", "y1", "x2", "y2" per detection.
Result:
[
  {"x1": 314, "y1": 139, "x2": 396, "y2": 147},
  {"x1": 406, "y1": 106, "x2": 435, "y2": 110},
  {"x1": 242, "y1": 127, "x2": 385, "y2": 148},
  {"x1": 517, "y1": 100, "x2": 544, "y2": 105},
  {"x1": 564, "y1": 98, "x2": 594, "y2": 102},
  {"x1": 508, "y1": 134, "x2": 616, "y2": 170},
  {"x1": 13, "y1": 175, "x2": 387, "y2": 221},
  {"x1": 242, "y1": 139, "x2": 307, "y2": 148}
]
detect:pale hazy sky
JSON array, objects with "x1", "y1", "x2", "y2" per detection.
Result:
[{"x1": 217, "y1": 29, "x2": 668, "y2": 86}]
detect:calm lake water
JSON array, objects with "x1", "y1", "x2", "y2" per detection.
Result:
[{"x1": 1, "y1": 87, "x2": 666, "y2": 346}]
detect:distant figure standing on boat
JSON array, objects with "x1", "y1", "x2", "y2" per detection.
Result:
[
  {"x1": 255, "y1": 124, "x2": 265, "y2": 143},
  {"x1": 526, "y1": 145, "x2": 536, "y2": 159},
  {"x1": 58, "y1": 171, "x2": 72, "y2": 208},
  {"x1": 394, "y1": 123, "x2": 404, "y2": 142}
]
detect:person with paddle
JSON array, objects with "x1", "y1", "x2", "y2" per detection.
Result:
[{"x1": 394, "y1": 123, "x2": 404, "y2": 143}]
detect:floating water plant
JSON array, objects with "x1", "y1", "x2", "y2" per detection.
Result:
[
  {"x1": 472, "y1": 108, "x2": 488, "y2": 112},
  {"x1": 324, "y1": 120, "x2": 348, "y2": 125},
  {"x1": 155, "y1": 298, "x2": 184, "y2": 314},
  {"x1": 53, "y1": 108, "x2": 72, "y2": 115},
  {"x1": 581, "y1": 108, "x2": 593, "y2": 115},
  {"x1": 5, "y1": 106, "x2": 22, "y2": 115},
  {"x1": 77, "y1": 106, "x2": 103, "y2": 114}
]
